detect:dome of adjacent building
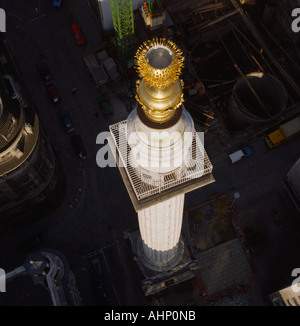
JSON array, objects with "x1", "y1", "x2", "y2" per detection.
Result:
[{"x1": 0, "y1": 95, "x2": 24, "y2": 153}]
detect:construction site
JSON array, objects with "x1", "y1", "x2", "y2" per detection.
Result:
[
  {"x1": 93, "y1": 0, "x2": 300, "y2": 133},
  {"x1": 89, "y1": 0, "x2": 300, "y2": 305}
]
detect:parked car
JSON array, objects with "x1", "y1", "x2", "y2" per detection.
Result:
[
  {"x1": 98, "y1": 94, "x2": 113, "y2": 117},
  {"x1": 36, "y1": 62, "x2": 54, "y2": 86},
  {"x1": 59, "y1": 109, "x2": 75, "y2": 133},
  {"x1": 47, "y1": 85, "x2": 60, "y2": 103},
  {"x1": 228, "y1": 145, "x2": 253, "y2": 163},
  {"x1": 70, "y1": 23, "x2": 86, "y2": 46},
  {"x1": 53, "y1": 0, "x2": 62, "y2": 7},
  {"x1": 71, "y1": 133, "x2": 87, "y2": 159}
]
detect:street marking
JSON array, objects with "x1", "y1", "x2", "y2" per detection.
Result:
[
  {"x1": 112, "y1": 284, "x2": 121, "y2": 306},
  {"x1": 81, "y1": 243, "x2": 122, "y2": 305},
  {"x1": 29, "y1": 14, "x2": 46, "y2": 22},
  {"x1": 101, "y1": 250, "x2": 122, "y2": 306},
  {"x1": 81, "y1": 241, "x2": 119, "y2": 259},
  {"x1": 12, "y1": 0, "x2": 34, "y2": 13},
  {"x1": 8, "y1": 13, "x2": 24, "y2": 22},
  {"x1": 100, "y1": 250, "x2": 110, "y2": 274}
]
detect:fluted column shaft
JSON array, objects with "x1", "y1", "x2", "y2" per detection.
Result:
[{"x1": 137, "y1": 194, "x2": 184, "y2": 269}]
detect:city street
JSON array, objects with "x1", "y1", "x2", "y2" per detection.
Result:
[{"x1": 0, "y1": 0, "x2": 300, "y2": 306}]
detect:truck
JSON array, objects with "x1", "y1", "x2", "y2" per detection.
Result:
[
  {"x1": 228, "y1": 145, "x2": 253, "y2": 163},
  {"x1": 265, "y1": 115, "x2": 300, "y2": 149},
  {"x1": 84, "y1": 53, "x2": 108, "y2": 86}
]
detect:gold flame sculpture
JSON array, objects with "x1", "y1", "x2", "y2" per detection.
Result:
[{"x1": 134, "y1": 38, "x2": 185, "y2": 124}]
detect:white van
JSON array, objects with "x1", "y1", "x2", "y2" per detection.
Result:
[{"x1": 228, "y1": 145, "x2": 253, "y2": 163}]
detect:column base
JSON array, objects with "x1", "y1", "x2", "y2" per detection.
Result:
[
  {"x1": 136, "y1": 236, "x2": 185, "y2": 272},
  {"x1": 123, "y1": 229, "x2": 195, "y2": 296}
]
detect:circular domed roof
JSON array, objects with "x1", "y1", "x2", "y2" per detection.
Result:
[{"x1": 0, "y1": 96, "x2": 23, "y2": 152}]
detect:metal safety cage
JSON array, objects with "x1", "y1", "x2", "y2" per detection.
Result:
[{"x1": 109, "y1": 120, "x2": 213, "y2": 202}]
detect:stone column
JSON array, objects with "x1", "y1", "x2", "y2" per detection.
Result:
[{"x1": 137, "y1": 194, "x2": 185, "y2": 271}]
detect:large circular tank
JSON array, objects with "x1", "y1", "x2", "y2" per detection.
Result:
[{"x1": 228, "y1": 72, "x2": 288, "y2": 131}]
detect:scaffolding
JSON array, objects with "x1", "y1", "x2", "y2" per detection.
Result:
[
  {"x1": 144, "y1": 0, "x2": 164, "y2": 18},
  {"x1": 110, "y1": 0, "x2": 135, "y2": 68}
]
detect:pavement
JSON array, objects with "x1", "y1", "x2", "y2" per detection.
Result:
[{"x1": 0, "y1": 0, "x2": 299, "y2": 306}]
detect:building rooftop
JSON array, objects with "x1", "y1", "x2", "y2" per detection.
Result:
[
  {"x1": 0, "y1": 39, "x2": 39, "y2": 177},
  {"x1": 185, "y1": 192, "x2": 253, "y2": 297},
  {"x1": 187, "y1": 194, "x2": 236, "y2": 253}
]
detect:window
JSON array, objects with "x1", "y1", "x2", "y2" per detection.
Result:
[
  {"x1": 3, "y1": 116, "x2": 17, "y2": 140},
  {"x1": 0, "y1": 152, "x2": 12, "y2": 163},
  {"x1": 164, "y1": 172, "x2": 176, "y2": 183}
]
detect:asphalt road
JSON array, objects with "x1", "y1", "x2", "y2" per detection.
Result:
[
  {"x1": 0, "y1": 0, "x2": 147, "y2": 306},
  {"x1": 0, "y1": 0, "x2": 300, "y2": 306}
]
